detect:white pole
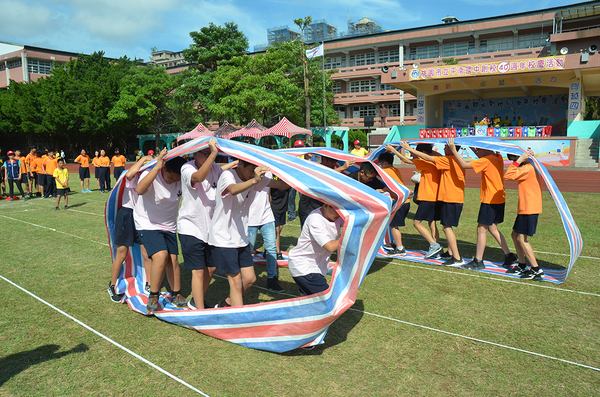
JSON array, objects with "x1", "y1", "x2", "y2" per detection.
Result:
[{"x1": 322, "y1": 41, "x2": 326, "y2": 133}]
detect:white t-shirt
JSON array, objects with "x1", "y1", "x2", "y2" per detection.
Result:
[
  {"x1": 208, "y1": 169, "x2": 271, "y2": 248},
  {"x1": 121, "y1": 174, "x2": 139, "y2": 210},
  {"x1": 133, "y1": 169, "x2": 182, "y2": 232},
  {"x1": 248, "y1": 185, "x2": 275, "y2": 227},
  {"x1": 177, "y1": 160, "x2": 222, "y2": 241},
  {"x1": 288, "y1": 207, "x2": 343, "y2": 277}
]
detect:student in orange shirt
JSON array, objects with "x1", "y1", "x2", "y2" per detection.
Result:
[
  {"x1": 32, "y1": 154, "x2": 45, "y2": 198},
  {"x1": 504, "y1": 151, "x2": 544, "y2": 280},
  {"x1": 399, "y1": 141, "x2": 443, "y2": 259},
  {"x1": 75, "y1": 149, "x2": 92, "y2": 193},
  {"x1": 92, "y1": 150, "x2": 101, "y2": 191},
  {"x1": 97, "y1": 149, "x2": 111, "y2": 193},
  {"x1": 379, "y1": 144, "x2": 414, "y2": 256},
  {"x1": 42, "y1": 150, "x2": 58, "y2": 198},
  {"x1": 25, "y1": 147, "x2": 38, "y2": 197},
  {"x1": 111, "y1": 148, "x2": 127, "y2": 180},
  {"x1": 449, "y1": 143, "x2": 517, "y2": 270}
]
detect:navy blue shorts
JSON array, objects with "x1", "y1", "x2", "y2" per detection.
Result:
[
  {"x1": 293, "y1": 273, "x2": 329, "y2": 296},
  {"x1": 79, "y1": 167, "x2": 90, "y2": 179},
  {"x1": 114, "y1": 166, "x2": 125, "y2": 180},
  {"x1": 414, "y1": 200, "x2": 441, "y2": 222},
  {"x1": 138, "y1": 229, "x2": 178, "y2": 258},
  {"x1": 38, "y1": 173, "x2": 46, "y2": 185},
  {"x1": 390, "y1": 202, "x2": 410, "y2": 227},
  {"x1": 30, "y1": 172, "x2": 37, "y2": 181},
  {"x1": 179, "y1": 234, "x2": 214, "y2": 270},
  {"x1": 20, "y1": 174, "x2": 29, "y2": 184},
  {"x1": 273, "y1": 212, "x2": 286, "y2": 227},
  {"x1": 477, "y1": 203, "x2": 505, "y2": 225},
  {"x1": 513, "y1": 214, "x2": 539, "y2": 237},
  {"x1": 114, "y1": 207, "x2": 141, "y2": 247},
  {"x1": 211, "y1": 245, "x2": 254, "y2": 275},
  {"x1": 56, "y1": 188, "x2": 71, "y2": 195},
  {"x1": 440, "y1": 202, "x2": 463, "y2": 227},
  {"x1": 94, "y1": 168, "x2": 99, "y2": 179}
]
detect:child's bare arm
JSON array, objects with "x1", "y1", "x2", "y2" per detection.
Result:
[{"x1": 323, "y1": 239, "x2": 340, "y2": 253}]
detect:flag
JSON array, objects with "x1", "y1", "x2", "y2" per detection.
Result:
[{"x1": 306, "y1": 44, "x2": 324, "y2": 59}]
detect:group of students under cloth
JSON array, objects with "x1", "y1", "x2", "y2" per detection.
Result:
[{"x1": 107, "y1": 137, "x2": 545, "y2": 313}]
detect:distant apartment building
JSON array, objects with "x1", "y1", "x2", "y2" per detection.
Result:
[{"x1": 148, "y1": 49, "x2": 189, "y2": 73}]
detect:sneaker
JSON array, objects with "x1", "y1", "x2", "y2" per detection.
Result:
[
  {"x1": 86, "y1": 189, "x2": 93, "y2": 193},
  {"x1": 107, "y1": 282, "x2": 124, "y2": 303},
  {"x1": 21, "y1": 197, "x2": 27, "y2": 201},
  {"x1": 506, "y1": 265, "x2": 527, "y2": 275},
  {"x1": 440, "y1": 250, "x2": 452, "y2": 259},
  {"x1": 520, "y1": 267, "x2": 545, "y2": 280},
  {"x1": 277, "y1": 252, "x2": 284, "y2": 261},
  {"x1": 81, "y1": 190, "x2": 86, "y2": 193},
  {"x1": 288, "y1": 216, "x2": 296, "y2": 222},
  {"x1": 41, "y1": 196, "x2": 46, "y2": 199},
  {"x1": 8, "y1": 197, "x2": 14, "y2": 202},
  {"x1": 388, "y1": 247, "x2": 406, "y2": 256},
  {"x1": 64, "y1": 205, "x2": 68, "y2": 210},
  {"x1": 214, "y1": 299, "x2": 231, "y2": 308},
  {"x1": 144, "y1": 283, "x2": 151, "y2": 294},
  {"x1": 267, "y1": 277, "x2": 285, "y2": 293},
  {"x1": 55, "y1": 206, "x2": 60, "y2": 210},
  {"x1": 424, "y1": 242, "x2": 442, "y2": 259},
  {"x1": 461, "y1": 258, "x2": 485, "y2": 270},
  {"x1": 170, "y1": 293, "x2": 188, "y2": 308},
  {"x1": 383, "y1": 243, "x2": 396, "y2": 251},
  {"x1": 187, "y1": 297, "x2": 197, "y2": 310},
  {"x1": 502, "y1": 253, "x2": 518, "y2": 268},
  {"x1": 443, "y1": 256, "x2": 465, "y2": 267},
  {"x1": 146, "y1": 294, "x2": 160, "y2": 313}
]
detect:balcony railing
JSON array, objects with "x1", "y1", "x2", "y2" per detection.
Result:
[{"x1": 339, "y1": 115, "x2": 417, "y2": 127}]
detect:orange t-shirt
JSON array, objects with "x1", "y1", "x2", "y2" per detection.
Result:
[
  {"x1": 97, "y1": 156, "x2": 110, "y2": 167},
  {"x1": 471, "y1": 153, "x2": 506, "y2": 204},
  {"x1": 75, "y1": 154, "x2": 90, "y2": 168},
  {"x1": 504, "y1": 163, "x2": 542, "y2": 215},
  {"x1": 413, "y1": 159, "x2": 440, "y2": 202},
  {"x1": 32, "y1": 157, "x2": 44, "y2": 174},
  {"x1": 383, "y1": 167, "x2": 410, "y2": 204},
  {"x1": 44, "y1": 157, "x2": 58, "y2": 175},
  {"x1": 16, "y1": 157, "x2": 27, "y2": 174},
  {"x1": 25, "y1": 153, "x2": 37, "y2": 171},
  {"x1": 433, "y1": 156, "x2": 465, "y2": 204},
  {"x1": 111, "y1": 155, "x2": 126, "y2": 167}
]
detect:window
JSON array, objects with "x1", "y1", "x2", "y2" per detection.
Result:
[
  {"x1": 518, "y1": 33, "x2": 550, "y2": 49},
  {"x1": 405, "y1": 102, "x2": 416, "y2": 116},
  {"x1": 8, "y1": 60, "x2": 22, "y2": 68},
  {"x1": 443, "y1": 41, "x2": 474, "y2": 57},
  {"x1": 408, "y1": 45, "x2": 440, "y2": 60},
  {"x1": 349, "y1": 79, "x2": 377, "y2": 93},
  {"x1": 350, "y1": 52, "x2": 376, "y2": 66},
  {"x1": 331, "y1": 81, "x2": 342, "y2": 94},
  {"x1": 324, "y1": 56, "x2": 346, "y2": 70},
  {"x1": 353, "y1": 105, "x2": 377, "y2": 117},
  {"x1": 479, "y1": 37, "x2": 514, "y2": 53},
  {"x1": 378, "y1": 50, "x2": 399, "y2": 64},
  {"x1": 27, "y1": 59, "x2": 52, "y2": 74},
  {"x1": 334, "y1": 106, "x2": 346, "y2": 118},
  {"x1": 385, "y1": 103, "x2": 400, "y2": 117},
  {"x1": 381, "y1": 84, "x2": 398, "y2": 91}
]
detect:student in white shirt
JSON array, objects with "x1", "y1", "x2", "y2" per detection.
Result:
[{"x1": 288, "y1": 204, "x2": 343, "y2": 296}]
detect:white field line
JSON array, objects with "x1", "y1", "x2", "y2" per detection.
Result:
[{"x1": 0, "y1": 274, "x2": 210, "y2": 396}]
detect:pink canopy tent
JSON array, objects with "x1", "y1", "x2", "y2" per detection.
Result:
[
  {"x1": 213, "y1": 121, "x2": 239, "y2": 138},
  {"x1": 228, "y1": 119, "x2": 267, "y2": 140},
  {"x1": 176, "y1": 123, "x2": 212, "y2": 142},
  {"x1": 256, "y1": 117, "x2": 313, "y2": 139}
]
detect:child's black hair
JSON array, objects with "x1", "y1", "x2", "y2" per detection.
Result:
[
  {"x1": 164, "y1": 156, "x2": 187, "y2": 174},
  {"x1": 416, "y1": 143, "x2": 433, "y2": 154},
  {"x1": 378, "y1": 152, "x2": 394, "y2": 166},
  {"x1": 360, "y1": 161, "x2": 376, "y2": 174}
]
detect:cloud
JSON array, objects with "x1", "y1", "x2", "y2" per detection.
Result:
[{"x1": 0, "y1": 1, "x2": 56, "y2": 40}]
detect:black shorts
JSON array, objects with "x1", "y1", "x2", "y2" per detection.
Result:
[
  {"x1": 79, "y1": 167, "x2": 90, "y2": 179},
  {"x1": 56, "y1": 188, "x2": 71, "y2": 195},
  {"x1": 114, "y1": 166, "x2": 125, "y2": 179},
  {"x1": 390, "y1": 202, "x2": 410, "y2": 227},
  {"x1": 30, "y1": 172, "x2": 37, "y2": 181},
  {"x1": 38, "y1": 173, "x2": 47, "y2": 185},
  {"x1": 513, "y1": 214, "x2": 539, "y2": 237},
  {"x1": 114, "y1": 207, "x2": 141, "y2": 247},
  {"x1": 440, "y1": 202, "x2": 463, "y2": 227},
  {"x1": 211, "y1": 245, "x2": 253, "y2": 275},
  {"x1": 273, "y1": 212, "x2": 286, "y2": 227},
  {"x1": 293, "y1": 273, "x2": 329, "y2": 296},
  {"x1": 179, "y1": 234, "x2": 214, "y2": 270},
  {"x1": 414, "y1": 200, "x2": 442, "y2": 222},
  {"x1": 137, "y1": 229, "x2": 178, "y2": 258},
  {"x1": 94, "y1": 167, "x2": 99, "y2": 179},
  {"x1": 477, "y1": 203, "x2": 505, "y2": 226},
  {"x1": 20, "y1": 174, "x2": 28, "y2": 184}
]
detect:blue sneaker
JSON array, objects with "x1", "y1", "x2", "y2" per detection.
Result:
[{"x1": 424, "y1": 242, "x2": 442, "y2": 259}]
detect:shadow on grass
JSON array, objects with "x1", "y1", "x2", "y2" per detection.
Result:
[
  {"x1": 67, "y1": 202, "x2": 88, "y2": 208},
  {"x1": 0, "y1": 343, "x2": 89, "y2": 387}
]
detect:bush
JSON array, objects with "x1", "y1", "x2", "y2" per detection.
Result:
[{"x1": 348, "y1": 130, "x2": 368, "y2": 151}]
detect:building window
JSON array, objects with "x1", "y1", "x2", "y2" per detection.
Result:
[
  {"x1": 8, "y1": 60, "x2": 22, "y2": 68},
  {"x1": 518, "y1": 33, "x2": 549, "y2": 49},
  {"x1": 408, "y1": 45, "x2": 440, "y2": 60},
  {"x1": 324, "y1": 56, "x2": 346, "y2": 70},
  {"x1": 443, "y1": 41, "x2": 474, "y2": 57},
  {"x1": 350, "y1": 52, "x2": 376, "y2": 66},
  {"x1": 353, "y1": 105, "x2": 377, "y2": 117},
  {"x1": 385, "y1": 103, "x2": 400, "y2": 117},
  {"x1": 27, "y1": 59, "x2": 52, "y2": 75},
  {"x1": 349, "y1": 79, "x2": 377, "y2": 93},
  {"x1": 479, "y1": 37, "x2": 514, "y2": 53},
  {"x1": 381, "y1": 84, "x2": 398, "y2": 91},
  {"x1": 332, "y1": 81, "x2": 342, "y2": 94},
  {"x1": 378, "y1": 50, "x2": 399, "y2": 64},
  {"x1": 405, "y1": 102, "x2": 416, "y2": 116},
  {"x1": 334, "y1": 106, "x2": 346, "y2": 118}
]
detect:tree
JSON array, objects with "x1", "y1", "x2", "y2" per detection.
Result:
[{"x1": 293, "y1": 16, "x2": 312, "y2": 129}]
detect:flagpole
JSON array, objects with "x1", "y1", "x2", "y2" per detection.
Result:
[{"x1": 322, "y1": 41, "x2": 326, "y2": 137}]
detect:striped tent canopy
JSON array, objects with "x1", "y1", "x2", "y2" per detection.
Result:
[
  {"x1": 176, "y1": 123, "x2": 212, "y2": 142},
  {"x1": 256, "y1": 117, "x2": 312, "y2": 139},
  {"x1": 370, "y1": 137, "x2": 583, "y2": 284},
  {"x1": 106, "y1": 137, "x2": 396, "y2": 353},
  {"x1": 213, "y1": 121, "x2": 239, "y2": 138},
  {"x1": 228, "y1": 119, "x2": 267, "y2": 139}
]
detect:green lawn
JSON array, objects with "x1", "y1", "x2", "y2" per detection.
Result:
[{"x1": 0, "y1": 176, "x2": 598, "y2": 396}]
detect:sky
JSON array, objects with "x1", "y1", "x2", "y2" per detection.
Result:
[{"x1": 0, "y1": 0, "x2": 581, "y2": 61}]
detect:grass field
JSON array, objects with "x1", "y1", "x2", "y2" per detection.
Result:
[{"x1": 0, "y1": 175, "x2": 599, "y2": 396}]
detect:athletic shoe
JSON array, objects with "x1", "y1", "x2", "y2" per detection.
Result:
[
  {"x1": 288, "y1": 216, "x2": 296, "y2": 222},
  {"x1": 383, "y1": 243, "x2": 396, "y2": 251},
  {"x1": 107, "y1": 282, "x2": 125, "y2": 303},
  {"x1": 81, "y1": 190, "x2": 86, "y2": 193},
  {"x1": 506, "y1": 265, "x2": 526, "y2": 275},
  {"x1": 41, "y1": 196, "x2": 46, "y2": 199},
  {"x1": 502, "y1": 253, "x2": 518, "y2": 268},
  {"x1": 8, "y1": 197, "x2": 13, "y2": 202},
  {"x1": 86, "y1": 189, "x2": 92, "y2": 193},
  {"x1": 214, "y1": 299, "x2": 231, "y2": 308},
  {"x1": 64, "y1": 205, "x2": 68, "y2": 210},
  {"x1": 461, "y1": 258, "x2": 485, "y2": 270},
  {"x1": 388, "y1": 247, "x2": 406, "y2": 256},
  {"x1": 277, "y1": 252, "x2": 284, "y2": 261},
  {"x1": 443, "y1": 256, "x2": 465, "y2": 267},
  {"x1": 440, "y1": 250, "x2": 452, "y2": 259},
  {"x1": 267, "y1": 277, "x2": 285, "y2": 293},
  {"x1": 146, "y1": 294, "x2": 159, "y2": 313},
  {"x1": 170, "y1": 293, "x2": 188, "y2": 308},
  {"x1": 144, "y1": 283, "x2": 151, "y2": 294},
  {"x1": 187, "y1": 298, "x2": 197, "y2": 310},
  {"x1": 55, "y1": 206, "x2": 60, "y2": 210},
  {"x1": 520, "y1": 267, "x2": 545, "y2": 281},
  {"x1": 21, "y1": 197, "x2": 26, "y2": 201},
  {"x1": 424, "y1": 242, "x2": 442, "y2": 259}
]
